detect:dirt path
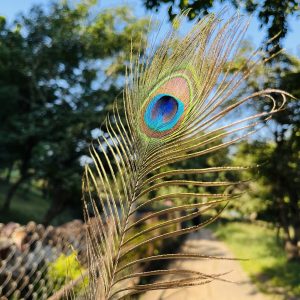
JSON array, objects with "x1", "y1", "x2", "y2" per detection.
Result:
[{"x1": 141, "y1": 229, "x2": 272, "y2": 300}]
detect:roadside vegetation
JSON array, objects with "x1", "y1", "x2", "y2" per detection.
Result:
[{"x1": 213, "y1": 221, "x2": 300, "y2": 299}]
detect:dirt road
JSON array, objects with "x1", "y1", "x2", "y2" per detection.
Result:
[{"x1": 141, "y1": 229, "x2": 272, "y2": 300}]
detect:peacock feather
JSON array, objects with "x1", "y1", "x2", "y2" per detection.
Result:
[{"x1": 79, "y1": 11, "x2": 290, "y2": 300}]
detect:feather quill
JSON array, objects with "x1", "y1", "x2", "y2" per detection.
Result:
[{"x1": 79, "y1": 11, "x2": 290, "y2": 300}]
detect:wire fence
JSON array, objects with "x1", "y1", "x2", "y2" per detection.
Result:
[{"x1": 0, "y1": 220, "x2": 86, "y2": 300}]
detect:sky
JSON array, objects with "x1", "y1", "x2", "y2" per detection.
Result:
[{"x1": 0, "y1": 0, "x2": 299, "y2": 57}]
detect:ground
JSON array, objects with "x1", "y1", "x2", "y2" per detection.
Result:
[{"x1": 141, "y1": 229, "x2": 274, "y2": 300}]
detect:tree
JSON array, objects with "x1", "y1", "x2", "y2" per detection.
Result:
[
  {"x1": 232, "y1": 54, "x2": 300, "y2": 259},
  {"x1": 143, "y1": 0, "x2": 299, "y2": 53},
  {"x1": 258, "y1": 57, "x2": 300, "y2": 260},
  {"x1": 0, "y1": 1, "x2": 149, "y2": 223}
]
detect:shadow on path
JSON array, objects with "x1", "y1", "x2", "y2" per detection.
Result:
[{"x1": 141, "y1": 229, "x2": 274, "y2": 300}]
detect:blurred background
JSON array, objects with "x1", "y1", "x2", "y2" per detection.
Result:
[{"x1": 0, "y1": 0, "x2": 299, "y2": 299}]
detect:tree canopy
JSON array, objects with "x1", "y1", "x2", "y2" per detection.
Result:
[
  {"x1": 0, "y1": 0, "x2": 299, "y2": 261},
  {"x1": 0, "y1": 0, "x2": 149, "y2": 223},
  {"x1": 144, "y1": 0, "x2": 299, "y2": 53}
]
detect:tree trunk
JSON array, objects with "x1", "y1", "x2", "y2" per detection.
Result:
[
  {"x1": 2, "y1": 138, "x2": 35, "y2": 212},
  {"x1": 1, "y1": 175, "x2": 27, "y2": 211},
  {"x1": 42, "y1": 191, "x2": 66, "y2": 225},
  {"x1": 285, "y1": 239, "x2": 299, "y2": 261},
  {"x1": 5, "y1": 163, "x2": 13, "y2": 184}
]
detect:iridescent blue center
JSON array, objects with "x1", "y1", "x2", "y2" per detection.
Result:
[{"x1": 144, "y1": 94, "x2": 184, "y2": 132}]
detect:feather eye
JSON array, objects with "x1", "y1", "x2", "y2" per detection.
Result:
[
  {"x1": 141, "y1": 73, "x2": 193, "y2": 138},
  {"x1": 144, "y1": 94, "x2": 183, "y2": 130}
]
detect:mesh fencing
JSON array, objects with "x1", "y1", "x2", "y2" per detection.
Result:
[{"x1": 0, "y1": 220, "x2": 86, "y2": 300}]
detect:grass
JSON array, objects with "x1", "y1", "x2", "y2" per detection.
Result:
[
  {"x1": 0, "y1": 181, "x2": 50, "y2": 224},
  {"x1": 211, "y1": 221, "x2": 300, "y2": 299}
]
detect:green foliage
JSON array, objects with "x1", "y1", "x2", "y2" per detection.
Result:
[
  {"x1": 48, "y1": 251, "x2": 87, "y2": 293},
  {"x1": 0, "y1": 1, "x2": 149, "y2": 223},
  {"x1": 230, "y1": 53, "x2": 300, "y2": 258},
  {"x1": 143, "y1": 0, "x2": 300, "y2": 52},
  {"x1": 215, "y1": 42, "x2": 300, "y2": 257},
  {"x1": 213, "y1": 221, "x2": 300, "y2": 298},
  {"x1": 151, "y1": 136, "x2": 235, "y2": 210},
  {"x1": 227, "y1": 141, "x2": 272, "y2": 218}
]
